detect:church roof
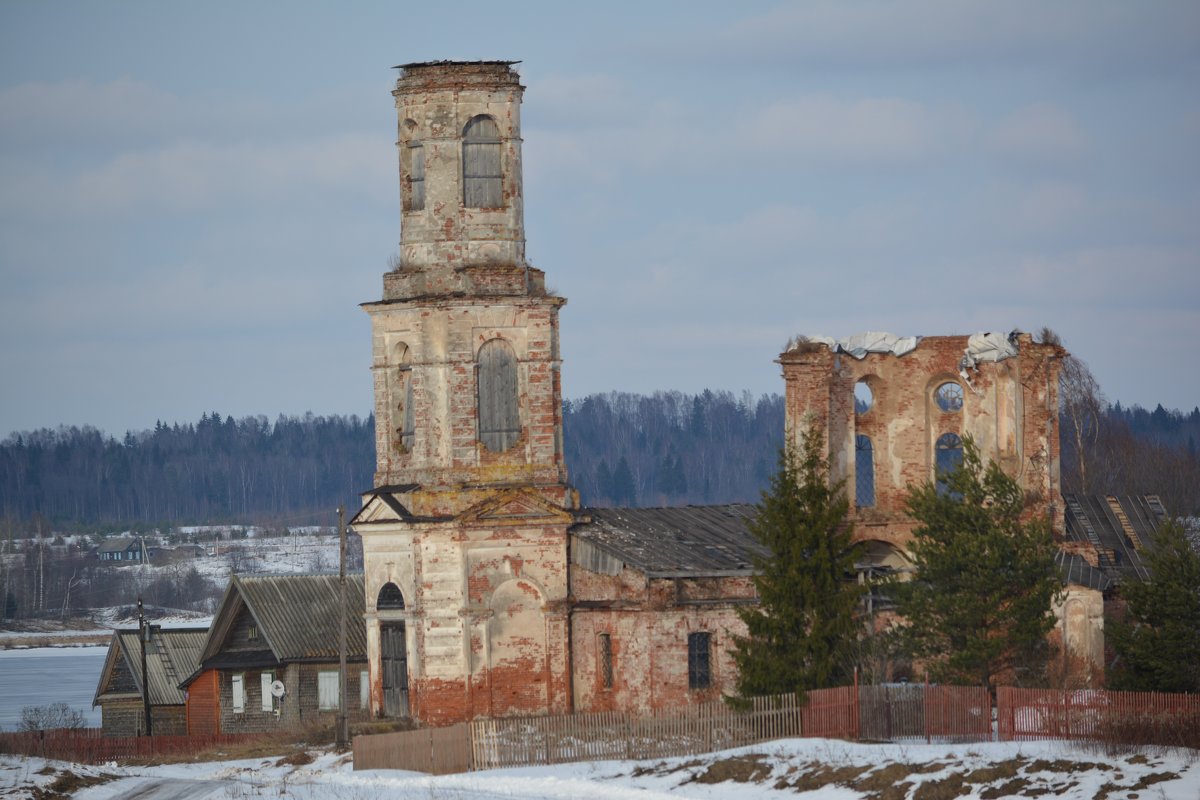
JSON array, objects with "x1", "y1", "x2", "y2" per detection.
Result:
[
  {"x1": 1062, "y1": 494, "x2": 1167, "y2": 584},
  {"x1": 571, "y1": 504, "x2": 764, "y2": 578}
]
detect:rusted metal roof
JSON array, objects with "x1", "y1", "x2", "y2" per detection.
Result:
[
  {"x1": 1054, "y1": 551, "x2": 1112, "y2": 592},
  {"x1": 571, "y1": 505, "x2": 764, "y2": 577},
  {"x1": 93, "y1": 627, "x2": 206, "y2": 707},
  {"x1": 1063, "y1": 494, "x2": 1166, "y2": 584},
  {"x1": 199, "y1": 573, "x2": 367, "y2": 669}
]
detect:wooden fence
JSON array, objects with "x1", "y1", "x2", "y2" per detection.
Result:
[
  {"x1": 0, "y1": 728, "x2": 259, "y2": 764},
  {"x1": 353, "y1": 685, "x2": 992, "y2": 774},
  {"x1": 997, "y1": 687, "x2": 1200, "y2": 746}
]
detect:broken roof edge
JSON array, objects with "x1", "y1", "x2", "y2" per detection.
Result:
[
  {"x1": 782, "y1": 329, "x2": 1032, "y2": 366},
  {"x1": 394, "y1": 59, "x2": 521, "y2": 70}
]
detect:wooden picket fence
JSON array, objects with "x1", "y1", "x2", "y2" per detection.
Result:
[
  {"x1": 0, "y1": 727, "x2": 259, "y2": 764},
  {"x1": 858, "y1": 684, "x2": 991, "y2": 742},
  {"x1": 997, "y1": 687, "x2": 1200, "y2": 747}
]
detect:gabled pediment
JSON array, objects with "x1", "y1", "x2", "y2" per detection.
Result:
[
  {"x1": 460, "y1": 489, "x2": 574, "y2": 527},
  {"x1": 351, "y1": 492, "x2": 414, "y2": 525}
]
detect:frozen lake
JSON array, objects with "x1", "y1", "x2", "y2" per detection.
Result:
[{"x1": 0, "y1": 647, "x2": 106, "y2": 730}]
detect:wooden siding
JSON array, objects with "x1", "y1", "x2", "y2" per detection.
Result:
[{"x1": 186, "y1": 669, "x2": 220, "y2": 736}]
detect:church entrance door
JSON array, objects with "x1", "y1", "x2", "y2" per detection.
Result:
[{"x1": 381, "y1": 622, "x2": 409, "y2": 717}]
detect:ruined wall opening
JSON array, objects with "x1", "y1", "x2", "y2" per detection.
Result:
[
  {"x1": 934, "y1": 381, "x2": 964, "y2": 413},
  {"x1": 854, "y1": 379, "x2": 874, "y2": 414},
  {"x1": 935, "y1": 432, "x2": 964, "y2": 495}
]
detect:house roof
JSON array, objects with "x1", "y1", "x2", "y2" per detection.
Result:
[
  {"x1": 571, "y1": 504, "x2": 764, "y2": 578},
  {"x1": 1062, "y1": 494, "x2": 1167, "y2": 584},
  {"x1": 195, "y1": 573, "x2": 367, "y2": 677},
  {"x1": 96, "y1": 536, "x2": 141, "y2": 553},
  {"x1": 93, "y1": 627, "x2": 207, "y2": 707}
]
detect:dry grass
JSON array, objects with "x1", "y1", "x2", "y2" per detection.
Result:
[{"x1": 29, "y1": 768, "x2": 119, "y2": 800}]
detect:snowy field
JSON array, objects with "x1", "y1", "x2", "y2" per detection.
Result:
[{"x1": 1, "y1": 738, "x2": 1197, "y2": 799}]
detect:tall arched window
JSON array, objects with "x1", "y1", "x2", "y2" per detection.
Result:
[
  {"x1": 935, "y1": 432, "x2": 964, "y2": 496},
  {"x1": 463, "y1": 115, "x2": 502, "y2": 208},
  {"x1": 477, "y1": 338, "x2": 520, "y2": 452},
  {"x1": 377, "y1": 582, "x2": 405, "y2": 610},
  {"x1": 394, "y1": 343, "x2": 414, "y2": 453},
  {"x1": 855, "y1": 434, "x2": 875, "y2": 507}
]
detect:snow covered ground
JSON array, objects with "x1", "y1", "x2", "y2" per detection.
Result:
[{"x1": 1, "y1": 738, "x2": 1197, "y2": 799}]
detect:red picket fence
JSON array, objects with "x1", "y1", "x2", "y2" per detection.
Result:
[
  {"x1": 998, "y1": 687, "x2": 1200, "y2": 747},
  {"x1": 0, "y1": 728, "x2": 259, "y2": 764}
]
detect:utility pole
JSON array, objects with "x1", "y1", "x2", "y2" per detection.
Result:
[
  {"x1": 336, "y1": 505, "x2": 348, "y2": 749},
  {"x1": 138, "y1": 596, "x2": 152, "y2": 736}
]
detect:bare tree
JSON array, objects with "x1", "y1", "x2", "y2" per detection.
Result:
[
  {"x1": 20, "y1": 702, "x2": 85, "y2": 732},
  {"x1": 1048, "y1": 329, "x2": 1106, "y2": 494}
]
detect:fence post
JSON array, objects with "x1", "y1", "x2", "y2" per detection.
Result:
[{"x1": 853, "y1": 667, "x2": 860, "y2": 741}]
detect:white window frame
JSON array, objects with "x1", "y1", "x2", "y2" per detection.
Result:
[
  {"x1": 318, "y1": 670, "x2": 339, "y2": 711},
  {"x1": 232, "y1": 672, "x2": 246, "y2": 713}
]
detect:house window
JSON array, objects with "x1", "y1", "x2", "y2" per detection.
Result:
[
  {"x1": 260, "y1": 671, "x2": 274, "y2": 712},
  {"x1": 477, "y1": 338, "x2": 520, "y2": 452},
  {"x1": 463, "y1": 115, "x2": 502, "y2": 208},
  {"x1": 360, "y1": 670, "x2": 370, "y2": 710},
  {"x1": 935, "y1": 382, "x2": 964, "y2": 413},
  {"x1": 936, "y1": 433, "x2": 964, "y2": 496},
  {"x1": 855, "y1": 434, "x2": 875, "y2": 507},
  {"x1": 688, "y1": 632, "x2": 711, "y2": 690},
  {"x1": 318, "y1": 670, "x2": 339, "y2": 711},
  {"x1": 232, "y1": 673, "x2": 246, "y2": 713},
  {"x1": 247, "y1": 624, "x2": 258, "y2": 641},
  {"x1": 598, "y1": 634, "x2": 613, "y2": 690}
]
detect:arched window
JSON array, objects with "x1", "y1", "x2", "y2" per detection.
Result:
[
  {"x1": 401, "y1": 120, "x2": 424, "y2": 212},
  {"x1": 935, "y1": 432, "x2": 964, "y2": 496},
  {"x1": 463, "y1": 115, "x2": 502, "y2": 208},
  {"x1": 855, "y1": 434, "x2": 875, "y2": 507},
  {"x1": 477, "y1": 338, "x2": 520, "y2": 452},
  {"x1": 394, "y1": 343, "x2": 414, "y2": 453},
  {"x1": 377, "y1": 582, "x2": 405, "y2": 610}
]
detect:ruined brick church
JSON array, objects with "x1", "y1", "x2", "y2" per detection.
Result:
[{"x1": 350, "y1": 61, "x2": 1133, "y2": 725}]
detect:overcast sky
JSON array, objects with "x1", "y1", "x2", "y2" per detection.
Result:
[{"x1": 2, "y1": 1, "x2": 1198, "y2": 439}]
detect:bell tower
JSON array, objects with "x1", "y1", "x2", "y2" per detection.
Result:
[{"x1": 354, "y1": 61, "x2": 575, "y2": 724}]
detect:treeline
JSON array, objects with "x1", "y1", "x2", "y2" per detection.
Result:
[
  {"x1": 564, "y1": 390, "x2": 784, "y2": 507},
  {"x1": 0, "y1": 412, "x2": 374, "y2": 529},
  {"x1": 2, "y1": 388, "x2": 1198, "y2": 530}
]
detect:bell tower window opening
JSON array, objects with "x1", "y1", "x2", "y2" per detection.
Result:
[
  {"x1": 855, "y1": 434, "x2": 875, "y2": 507},
  {"x1": 400, "y1": 120, "x2": 424, "y2": 212},
  {"x1": 394, "y1": 343, "x2": 414, "y2": 454},
  {"x1": 477, "y1": 338, "x2": 520, "y2": 452},
  {"x1": 463, "y1": 115, "x2": 502, "y2": 209}
]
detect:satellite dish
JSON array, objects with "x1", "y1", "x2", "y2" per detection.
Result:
[{"x1": 270, "y1": 680, "x2": 286, "y2": 698}]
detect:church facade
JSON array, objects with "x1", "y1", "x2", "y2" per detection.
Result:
[{"x1": 351, "y1": 61, "x2": 1131, "y2": 725}]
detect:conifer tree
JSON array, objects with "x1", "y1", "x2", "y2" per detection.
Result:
[
  {"x1": 893, "y1": 436, "x2": 1060, "y2": 691},
  {"x1": 1108, "y1": 520, "x2": 1200, "y2": 692},
  {"x1": 731, "y1": 429, "x2": 863, "y2": 701}
]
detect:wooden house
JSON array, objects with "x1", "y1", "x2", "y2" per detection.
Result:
[
  {"x1": 92, "y1": 627, "x2": 206, "y2": 736},
  {"x1": 180, "y1": 573, "x2": 368, "y2": 735}
]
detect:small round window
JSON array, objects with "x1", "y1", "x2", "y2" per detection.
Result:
[
  {"x1": 935, "y1": 382, "x2": 963, "y2": 413},
  {"x1": 854, "y1": 380, "x2": 874, "y2": 415}
]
